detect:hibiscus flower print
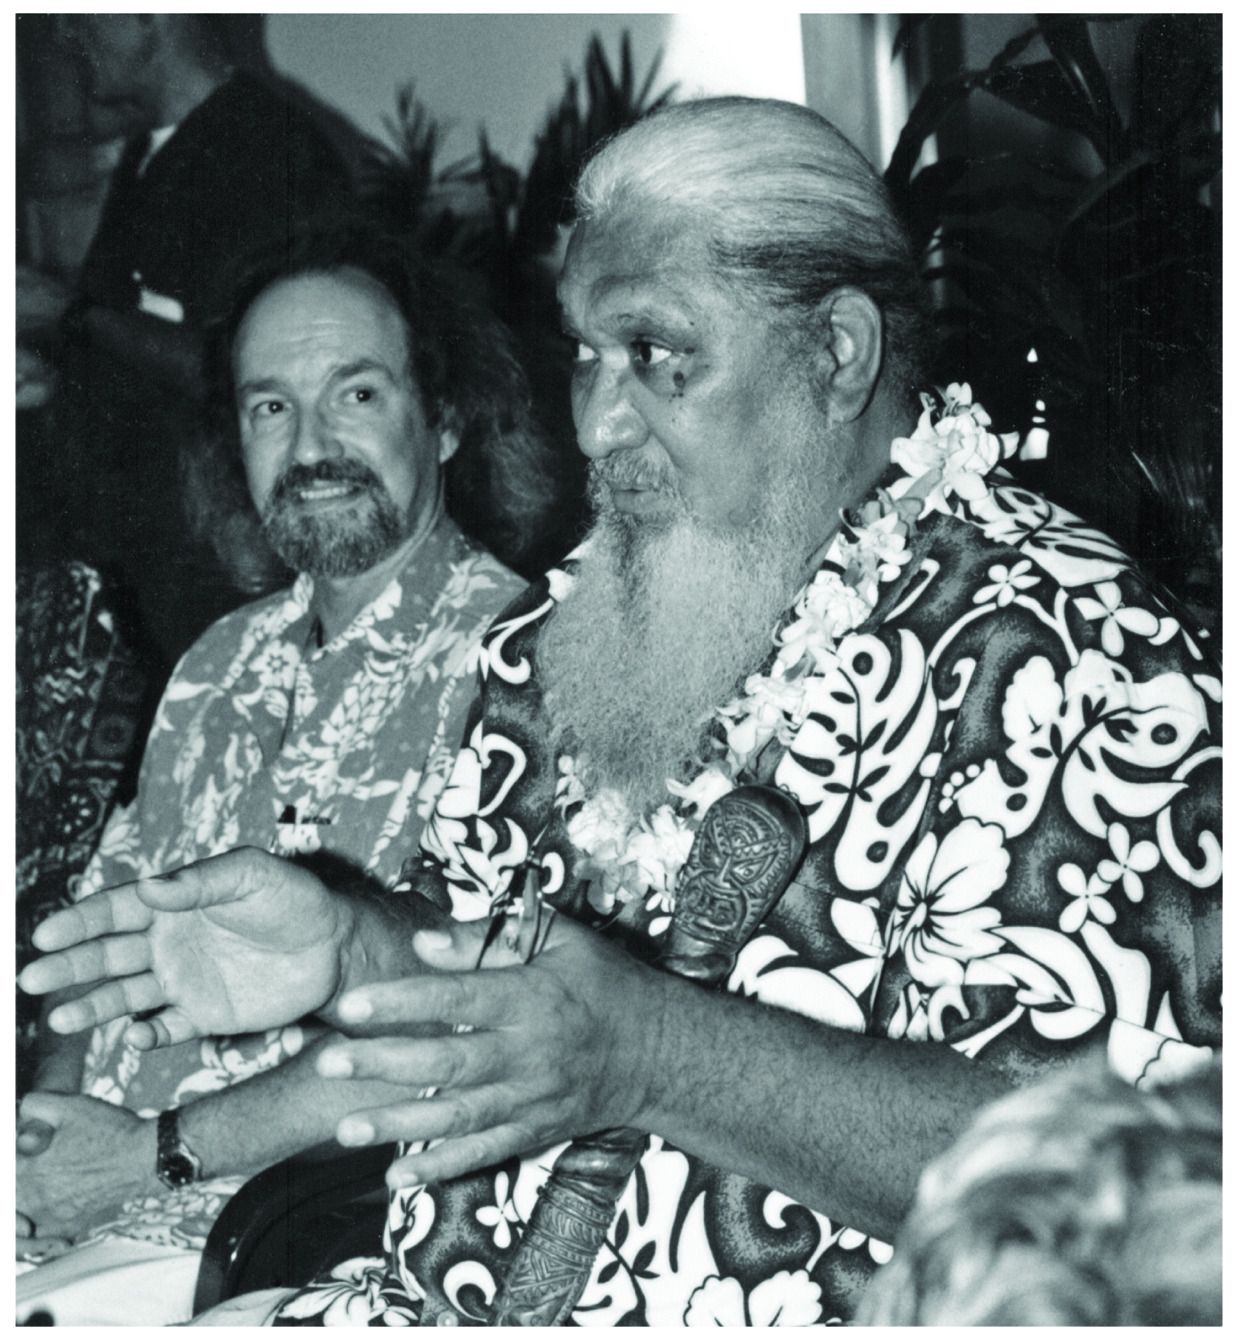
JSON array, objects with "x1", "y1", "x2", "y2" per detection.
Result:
[
  {"x1": 684, "y1": 1269, "x2": 823, "y2": 1326},
  {"x1": 887, "y1": 819, "x2": 1010, "y2": 986},
  {"x1": 973, "y1": 558, "x2": 1040, "y2": 607}
]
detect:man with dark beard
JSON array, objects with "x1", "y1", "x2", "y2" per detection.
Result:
[
  {"x1": 24, "y1": 99, "x2": 1221, "y2": 1327},
  {"x1": 14, "y1": 227, "x2": 533, "y2": 1325}
]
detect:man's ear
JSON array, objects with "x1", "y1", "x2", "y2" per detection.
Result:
[{"x1": 808, "y1": 288, "x2": 885, "y2": 425}]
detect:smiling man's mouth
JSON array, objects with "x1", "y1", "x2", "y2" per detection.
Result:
[
  {"x1": 296, "y1": 481, "x2": 362, "y2": 504},
  {"x1": 269, "y1": 460, "x2": 382, "y2": 514}
]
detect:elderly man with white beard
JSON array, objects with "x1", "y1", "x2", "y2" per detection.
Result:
[{"x1": 23, "y1": 98, "x2": 1221, "y2": 1327}]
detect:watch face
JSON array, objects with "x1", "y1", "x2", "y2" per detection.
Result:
[
  {"x1": 157, "y1": 1111, "x2": 202, "y2": 1189},
  {"x1": 161, "y1": 1150, "x2": 198, "y2": 1188}
]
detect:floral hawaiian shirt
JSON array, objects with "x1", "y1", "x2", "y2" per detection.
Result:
[
  {"x1": 272, "y1": 477, "x2": 1221, "y2": 1328},
  {"x1": 73, "y1": 516, "x2": 524, "y2": 1247}
]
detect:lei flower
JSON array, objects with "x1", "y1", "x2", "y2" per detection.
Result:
[{"x1": 557, "y1": 386, "x2": 1017, "y2": 923}]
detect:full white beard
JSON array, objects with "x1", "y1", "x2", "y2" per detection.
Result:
[{"x1": 539, "y1": 438, "x2": 829, "y2": 816}]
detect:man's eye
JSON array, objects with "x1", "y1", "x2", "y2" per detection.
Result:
[
  {"x1": 345, "y1": 387, "x2": 375, "y2": 404},
  {"x1": 251, "y1": 399, "x2": 285, "y2": 420},
  {"x1": 633, "y1": 340, "x2": 672, "y2": 368}
]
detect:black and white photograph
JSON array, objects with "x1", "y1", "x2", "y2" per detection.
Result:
[{"x1": 14, "y1": 11, "x2": 1221, "y2": 1328}]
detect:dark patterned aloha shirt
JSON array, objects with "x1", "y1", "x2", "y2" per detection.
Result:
[
  {"x1": 273, "y1": 478, "x2": 1221, "y2": 1327},
  {"x1": 73, "y1": 516, "x2": 524, "y2": 1249},
  {"x1": 17, "y1": 562, "x2": 148, "y2": 1092}
]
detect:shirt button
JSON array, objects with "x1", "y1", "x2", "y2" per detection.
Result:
[{"x1": 436, "y1": 1309, "x2": 460, "y2": 1327}]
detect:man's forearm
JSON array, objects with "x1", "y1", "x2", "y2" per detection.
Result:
[
  {"x1": 176, "y1": 1034, "x2": 421, "y2": 1181},
  {"x1": 633, "y1": 971, "x2": 1012, "y2": 1241},
  {"x1": 174, "y1": 891, "x2": 453, "y2": 1178}
]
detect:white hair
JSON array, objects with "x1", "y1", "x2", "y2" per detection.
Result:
[{"x1": 574, "y1": 97, "x2": 928, "y2": 395}]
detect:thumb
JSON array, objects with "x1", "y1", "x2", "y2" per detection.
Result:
[
  {"x1": 17, "y1": 1092, "x2": 68, "y2": 1129},
  {"x1": 136, "y1": 845, "x2": 290, "y2": 912},
  {"x1": 17, "y1": 1117, "x2": 57, "y2": 1156},
  {"x1": 411, "y1": 920, "x2": 500, "y2": 972}
]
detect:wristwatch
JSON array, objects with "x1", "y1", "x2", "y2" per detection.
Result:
[{"x1": 156, "y1": 1109, "x2": 203, "y2": 1189}]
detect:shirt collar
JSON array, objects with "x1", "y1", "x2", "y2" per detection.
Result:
[{"x1": 294, "y1": 512, "x2": 465, "y2": 658}]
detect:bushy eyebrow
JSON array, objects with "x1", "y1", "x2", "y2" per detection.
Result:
[
  {"x1": 331, "y1": 358, "x2": 399, "y2": 384},
  {"x1": 559, "y1": 282, "x2": 699, "y2": 343}
]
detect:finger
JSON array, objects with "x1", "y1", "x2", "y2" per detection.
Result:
[
  {"x1": 17, "y1": 1235, "x2": 73, "y2": 1263},
  {"x1": 411, "y1": 923, "x2": 492, "y2": 972},
  {"x1": 16, "y1": 1119, "x2": 56, "y2": 1156},
  {"x1": 412, "y1": 914, "x2": 552, "y2": 974},
  {"x1": 336, "y1": 1085, "x2": 518, "y2": 1151},
  {"x1": 45, "y1": 971, "x2": 168, "y2": 1034},
  {"x1": 317, "y1": 1031, "x2": 507, "y2": 1091},
  {"x1": 337, "y1": 965, "x2": 521, "y2": 1032},
  {"x1": 122, "y1": 1005, "x2": 199, "y2": 1050},
  {"x1": 19, "y1": 932, "x2": 155, "y2": 997},
  {"x1": 29, "y1": 886, "x2": 155, "y2": 953},
  {"x1": 384, "y1": 1126, "x2": 530, "y2": 1188},
  {"x1": 143, "y1": 846, "x2": 309, "y2": 912}
]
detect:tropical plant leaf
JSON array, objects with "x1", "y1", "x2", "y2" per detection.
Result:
[
  {"x1": 1034, "y1": 15, "x2": 1124, "y2": 161},
  {"x1": 984, "y1": 21, "x2": 1047, "y2": 72},
  {"x1": 985, "y1": 61, "x2": 1108, "y2": 152},
  {"x1": 885, "y1": 75, "x2": 973, "y2": 203},
  {"x1": 892, "y1": 15, "x2": 932, "y2": 61}
]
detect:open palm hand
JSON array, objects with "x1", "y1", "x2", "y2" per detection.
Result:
[{"x1": 20, "y1": 848, "x2": 356, "y2": 1048}]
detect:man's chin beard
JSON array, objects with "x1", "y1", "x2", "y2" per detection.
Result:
[
  {"x1": 539, "y1": 469, "x2": 816, "y2": 817},
  {"x1": 261, "y1": 497, "x2": 407, "y2": 579}
]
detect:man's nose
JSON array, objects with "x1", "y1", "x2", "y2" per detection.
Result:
[
  {"x1": 290, "y1": 408, "x2": 342, "y2": 465},
  {"x1": 573, "y1": 361, "x2": 649, "y2": 460}
]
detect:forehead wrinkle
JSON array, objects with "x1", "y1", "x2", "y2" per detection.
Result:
[
  {"x1": 563, "y1": 273, "x2": 702, "y2": 338},
  {"x1": 235, "y1": 357, "x2": 400, "y2": 401}
]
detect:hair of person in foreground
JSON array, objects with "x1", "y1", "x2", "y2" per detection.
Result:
[{"x1": 858, "y1": 1051, "x2": 1222, "y2": 1326}]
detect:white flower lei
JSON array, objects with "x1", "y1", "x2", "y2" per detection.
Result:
[{"x1": 556, "y1": 384, "x2": 1019, "y2": 932}]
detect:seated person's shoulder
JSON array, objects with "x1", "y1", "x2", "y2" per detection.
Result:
[
  {"x1": 440, "y1": 526, "x2": 539, "y2": 627},
  {"x1": 169, "y1": 582, "x2": 309, "y2": 680},
  {"x1": 920, "y1": 477, "x2": 1218, "y2": 666}
]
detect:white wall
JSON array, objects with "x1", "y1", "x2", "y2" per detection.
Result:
[{"x1": 265, "y1": 13, "x2": 804, "y2": 170}]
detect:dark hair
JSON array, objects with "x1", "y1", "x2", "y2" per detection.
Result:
[
  {"x1": 575, "y1": 97, "x2": 931, "y2": 399},
  {"x1": 188, "y1": 219, "x2": 560, "y2": 591}
]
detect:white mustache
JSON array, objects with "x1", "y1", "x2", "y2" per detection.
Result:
[{"x1": 590, "y1": 456, "x2": 676, "y2": 496}]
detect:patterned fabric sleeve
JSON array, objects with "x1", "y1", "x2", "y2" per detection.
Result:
[{"x1": 779, "y1": 491, "x2": 1221, "y2": 1088}]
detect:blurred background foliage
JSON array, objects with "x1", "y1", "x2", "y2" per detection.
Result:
[{"x1": 886, "y1": 13, "x2": 1221, "y2": 637}]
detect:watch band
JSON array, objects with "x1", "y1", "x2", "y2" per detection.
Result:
[{"x1": 156, "y1": 1108, "x2": 203, "y2": 1189}]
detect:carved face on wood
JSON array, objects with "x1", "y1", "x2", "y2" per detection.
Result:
[{"x1": 675, "y1": 788, "x2": 804, "y2": 949}]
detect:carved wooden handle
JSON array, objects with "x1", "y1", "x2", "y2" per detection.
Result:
[{"x1": 487, "y1": 785, "x2": 807, "y2": 1326}]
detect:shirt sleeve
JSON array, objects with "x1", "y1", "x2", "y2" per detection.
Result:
[{"x1": 865, "y1": 529, "x2": 1221, "y2": 1088}]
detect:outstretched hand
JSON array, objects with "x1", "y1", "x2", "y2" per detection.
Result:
[
  {"x1": 18, "y1": 848, "x2": 357, "y2": 1048},
  {"x1": 315, "y1": 912, "x2": 671, "y2": 1189}
]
